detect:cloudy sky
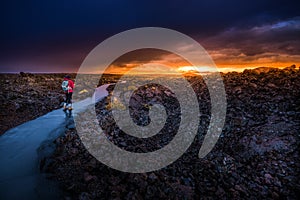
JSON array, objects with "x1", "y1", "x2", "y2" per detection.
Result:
[{"x1": 0, "y1": 0, "x2": 299, "y2": 73}]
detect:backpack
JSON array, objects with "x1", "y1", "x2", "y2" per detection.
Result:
[{"x1": 62, "y1": 80, "x2": 69, "y2": 91}]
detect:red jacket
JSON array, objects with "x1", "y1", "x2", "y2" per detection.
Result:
[{"x1": 64, "y1": 78, "x2": 74, "y2": 93}]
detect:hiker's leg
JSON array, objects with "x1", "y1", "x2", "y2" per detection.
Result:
[
  {"x1": 67, "y1": 92, "x2": 73, "y2": 109},
  {"x1": 63, "y1": 93, "x2": 68, "y2": 109},
  {"x1": 66, "y1": 93, "x2": 71, "y2": 104},
  {"x1": 69, "y1": 92, "x2": 73, "y2": 104},
  {"x1": 69, "y1": 92, "x2": 73, "y2": 109}
]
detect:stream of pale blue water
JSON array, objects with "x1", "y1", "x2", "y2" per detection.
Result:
[{"x1": 0, "y1": 84, "x2": 110, "y2": 199}]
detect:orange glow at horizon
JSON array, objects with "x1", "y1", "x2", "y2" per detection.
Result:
[
  {"x1": 104, "y1": 61, "x2": 299, "y2": 74},
  {"x1": 96, "y1": 49, "x2": 299, "y2": 74}
]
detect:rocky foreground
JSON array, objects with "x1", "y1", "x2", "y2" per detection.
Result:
[{"x1": 40, "y1": 66, "x2": 300, "y2": 199}]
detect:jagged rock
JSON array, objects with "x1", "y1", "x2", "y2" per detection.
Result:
[
  {"x1": 0, "y1": 73, "x2": 68, "y2": 134},
  {"x1": 36, "y1": 67, "x2": 300, "y2": 199}
]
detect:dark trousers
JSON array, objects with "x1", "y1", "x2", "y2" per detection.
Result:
[{"x1": 65, "y1": 92, "x2": 73, "y2": 104}]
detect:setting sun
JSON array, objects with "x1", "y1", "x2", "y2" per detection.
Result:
[{"x1": 177, "y1": 66, "x2": 217, "y2": 73}]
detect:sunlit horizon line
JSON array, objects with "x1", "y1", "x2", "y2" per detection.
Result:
[
  {"x1": 1, "y1": 63, "x2": 297, "y2": 74},
  {"x1": 63, "y1": 64, "x2": 299, "y2": 74},
  {"x1": 100, "y1": 63, "x2": 298, "y2": 74}
]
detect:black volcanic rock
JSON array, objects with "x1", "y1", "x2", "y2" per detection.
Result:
[
  {"x1": 42, "y1": 67, "x2": 300, "y2": 199},
  {"x1": 0, "y1": 73, "x2": 74, "y2": 134}
]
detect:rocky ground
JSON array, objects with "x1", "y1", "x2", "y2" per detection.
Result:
[
  {"x1": 0, "y1": 73, "x2": 76, "y2": 134},
  {"x1": 40, "y1": 66, "x2": 300, "y2": 199}
]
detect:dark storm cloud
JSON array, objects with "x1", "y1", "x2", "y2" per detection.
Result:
[
  {"x1": 0, "y1": 0, "x2": 299, "y2": 72},
  {"x1": 201, "y1": 17, "x2": 300, "y2": 65},
  {"x1": 109, "y1": 49, "x2": 172, "y2": 68}
]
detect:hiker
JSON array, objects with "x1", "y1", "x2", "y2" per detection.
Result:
[{"x1": 62, "y1": 75, "x2": 74, "y2": 111}]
